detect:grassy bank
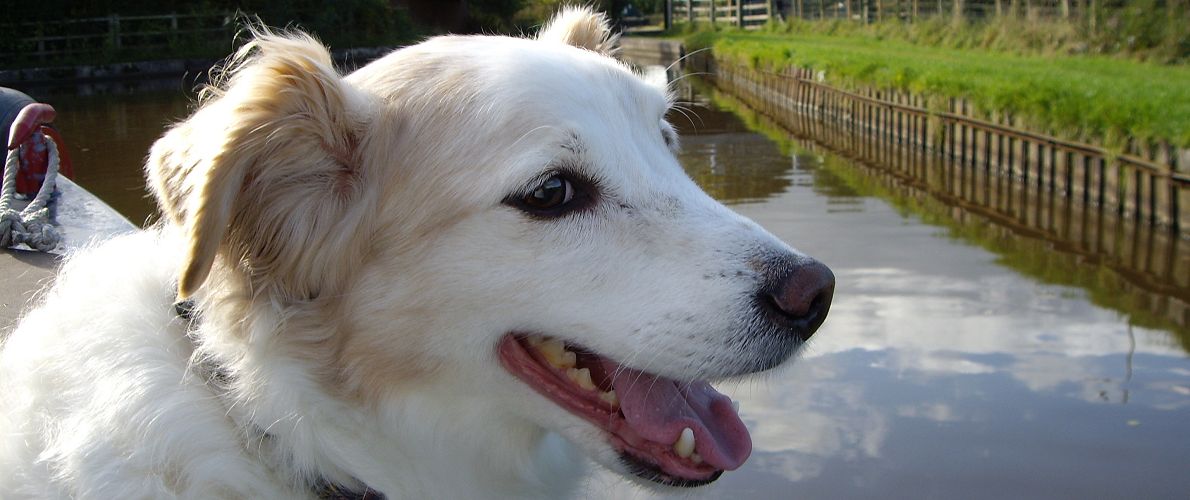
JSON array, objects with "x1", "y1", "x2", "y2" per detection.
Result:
[
  {"x1": 767, "y1": 6, "x2": 1188, "y2": 65},
  {"x1": 685, "y1": 29, "x2": 1190, "y2": 150}
]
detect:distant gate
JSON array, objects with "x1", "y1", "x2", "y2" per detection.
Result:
[{"x1": 668, "y1": 1, "x2": 777, "y2": 30}]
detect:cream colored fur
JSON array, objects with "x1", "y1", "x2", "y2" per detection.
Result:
[{"x1": 1, "y1": 7, "x2": 813, "y2": 499}]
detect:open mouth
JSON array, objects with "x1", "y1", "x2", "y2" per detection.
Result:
[{"x1": 497, "y1": 334, "x2": 751, "y2": 487}]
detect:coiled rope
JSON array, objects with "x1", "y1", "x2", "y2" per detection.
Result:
[{"x1": 0, "y1": 132, "x2": 61, "y2": 252}]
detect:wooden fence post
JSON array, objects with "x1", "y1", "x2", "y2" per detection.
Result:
[{"x1": 109, "y1": 14, "x2": 122, "y2": 50}]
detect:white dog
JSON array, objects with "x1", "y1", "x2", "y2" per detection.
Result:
[{"x1": 0, "y1": 8, "x2": 833, "y2": 499}]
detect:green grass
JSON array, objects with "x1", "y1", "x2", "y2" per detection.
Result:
[
  {"x1": 763, "y1": 10, "x2": 1188, "y2": 64},
  {"x1": 686, "y1": 30, "x2": 1190, "y2": 149}
]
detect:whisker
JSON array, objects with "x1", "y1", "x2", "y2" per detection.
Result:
[
  {"x1": 668, "y1": 106, "x2": 698, "y2": 130},
  {"x1": 673, "y1": 103, "x2": 705, "y2": 127},
  {"x1": 664, "y1": 47, "x2": 711, "y2": 74},
  {"x1": 667, "y1": 70, "x2": 711, "y2": 89}
]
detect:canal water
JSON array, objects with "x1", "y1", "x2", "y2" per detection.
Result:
[{"x1": 26, "y1": 68, "x2": 1190, "y2": 498}]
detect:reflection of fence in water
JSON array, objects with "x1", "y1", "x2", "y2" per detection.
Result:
[{"x1": 695, "y1": 56, "x2": 1188, "y2": 329}]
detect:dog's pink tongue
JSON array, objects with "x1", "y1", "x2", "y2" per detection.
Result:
[{"x1": 603, "y1": 362, "x2": 751, "y2": 470}]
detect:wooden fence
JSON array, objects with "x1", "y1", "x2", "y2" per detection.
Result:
[
  {"x1": 689, "y1": 54, "x2": 1188, "y2": 235},
  {"x1": 665, "y1": 0, "x2": 1151, "y2": 25},
  {"x1": 674, "y1": 53, "x2": 1187, "y2": 319},
  {"x1": 669, "y1": 1, "x2": 777, "y2": 29},
  {"x1": 0, "y1": 13, "x2": 232, "y2": 65},
  {"x1": 698, "y1": 72, "x2": 1190, "y2": 327},
  {"x1": 780, "y1": 0, "x2": 1139, "y2": 22}
]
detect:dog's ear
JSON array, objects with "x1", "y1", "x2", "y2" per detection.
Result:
[
  {"x1": 148, "y1": 29, "x2": 372, "y2": 300},
  {"x1": 537, "y1": 6, "x2": 620, "y2": 57}
]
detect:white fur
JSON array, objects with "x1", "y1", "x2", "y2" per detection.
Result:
[{"x1": 0, "y1": 8, "x2": 812, "y2": 499}]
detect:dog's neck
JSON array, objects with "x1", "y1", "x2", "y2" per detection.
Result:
[
  {"x1": 180, "y1": 297, "x2": 586, "y2": 499},
  {"x1": 179, "y1": 299, "x2": 382, "y2": 499}
]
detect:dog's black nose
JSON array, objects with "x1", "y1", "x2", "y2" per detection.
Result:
[{"x1": 761, "y1": 258, "x2": 834, "y2": 342}]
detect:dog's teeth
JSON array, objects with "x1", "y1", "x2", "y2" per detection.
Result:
[
  {"x1": 526, "y1": 335, "x2": 545, "y2": 347},
  {"x1": 560, "y1": 350, "x2": 577, "y2": 369},
  {"x1": 673, "y1": 427, "x2": 695, "y2": 459},
  {"x1": 732, "y1": 400, "x2": 740, "y2": 413},
  {"x1": 538, "y1": 339, "x2": 567, "y2": 366},
  {"x1": 539, "y1": 338, "x2": 564, "y2": 355},
  {"x1": 567, "y1": 367, "x2": 596, "y2": 390},
  {"x1": 575, "y1": 368, "x2": 595, "y2": 390},
  {"x1": 690, "y1": 453, "x2": 702, "y2": 464},
  {"x1": 599, "y1": 390, "x2": 619, "y2": 408}
]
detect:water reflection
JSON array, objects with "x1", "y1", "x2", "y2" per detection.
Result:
[
  {"x1": 587, "y1": 65, "x2": 1190, "y2": 499},
  {"x1": 26, "y1": 83, "x2": 192, "y2": 225}
]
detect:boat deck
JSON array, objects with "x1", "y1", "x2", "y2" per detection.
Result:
[
  {"x1": 1, "y1": 178, "x2": 135, "y2": 336},
  {"x1": 0, "y1": 249, "x2": 56, "y2": 334}
]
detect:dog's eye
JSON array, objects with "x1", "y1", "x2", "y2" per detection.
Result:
[
  {"x1": 505, "y1": 172, "x2": 596, "y2": 218},
  {"x1": 522, "y1": 175, "x2": 574, "y2": 211}
]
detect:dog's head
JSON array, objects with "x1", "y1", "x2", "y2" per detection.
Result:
[{"x1": 147, "y1": 7, "x2": 832, "y2": 490}]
